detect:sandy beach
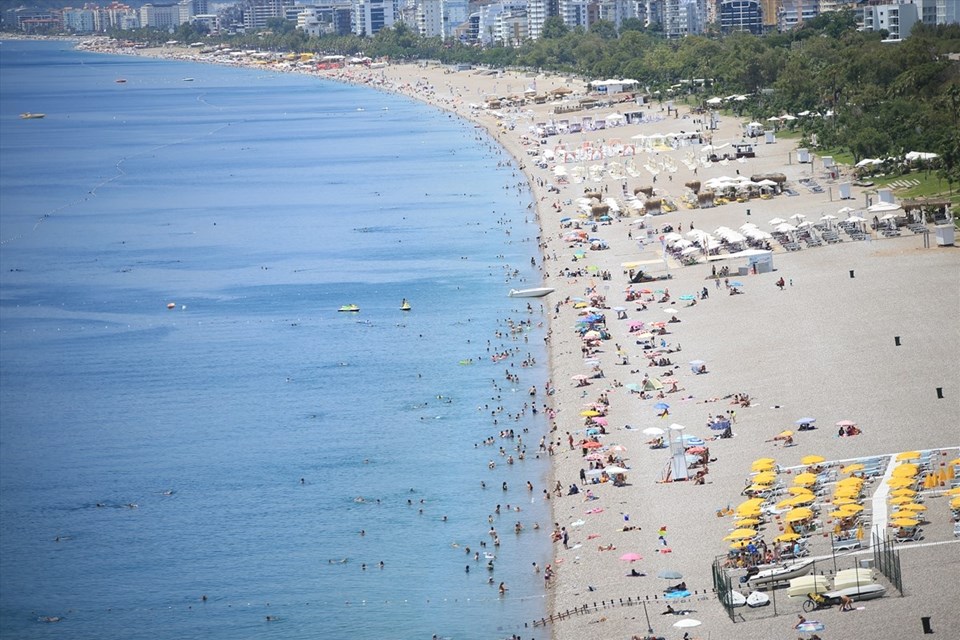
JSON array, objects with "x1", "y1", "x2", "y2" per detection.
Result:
[{"x1": 80, "y1": 41, "x2": 960, "y2": 640}]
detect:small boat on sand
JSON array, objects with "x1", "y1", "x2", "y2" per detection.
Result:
[
  {"x1": 338, "y1": 304, "x2": 360, "y2": 312},
  {"x1": 20, "y1": 112, "x2": 46, "y2": 119},
  {"x1": 508, "y1": 287, "x2": 555, "y2": 298},
  {"x1": 400, "y1": 299, "x2": 411, "y2": 311},
  {"x1": 823, "y1": 583, "x2": 886, "y2": 601},
  {"x1": 745, "y1": 559, "x2": 814, "y2": 587}
]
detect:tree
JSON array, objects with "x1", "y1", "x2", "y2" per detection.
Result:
[
  {"x1": 588, "y1": 20, "x2": 617, "y2": 40},
  {"x1": 541, "y1": 16, "x2": 568, "y2": 39}
]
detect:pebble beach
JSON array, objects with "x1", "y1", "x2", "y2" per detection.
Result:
[{"x1": 78, "y1": 41, "x2": 960, "y2": 640}]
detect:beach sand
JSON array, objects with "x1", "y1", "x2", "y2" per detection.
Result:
[{"x1": 83, "y1": 43, "x2": 960, "y2": 640}]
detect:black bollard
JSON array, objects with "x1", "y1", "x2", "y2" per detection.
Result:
[
  {"x1": 936, "y1": 387, "x2": 943, "y2": 399},
  {"x1": 895, "y1": 336, "x2": 901, "y2": 346},
  {"x1": 849, "y1": 269, "x2": 855, "y2": 278},
  {"x1": 921, "y1": 616, "x2": 934, "y2": 634}
]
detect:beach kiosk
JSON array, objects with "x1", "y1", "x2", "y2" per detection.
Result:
[{"x1": 736, "y1": 248, "x2": 774, "y2": 274}]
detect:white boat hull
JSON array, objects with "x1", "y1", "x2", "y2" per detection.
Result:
[
  {"x1": 824, "y1": 584, "x2": 886, "y2": 601},
  {"x1": 508, "y1": 287, "x2": 555, "y2": 298},
  {"x1": 746, "y1": 559, "x2": 814, "y2": 587}
]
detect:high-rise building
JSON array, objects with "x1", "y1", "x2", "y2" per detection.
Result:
[
  {"x1": 241, "y1": 0, "x2": 294, "y2": 30},
  {"x1": 140, "y1": 3, "x2": 182, "y2": 28},
  {"x1": 719, "y1": 0, "x2": 762, "y2": 31},
  {"x1": 353, "y1": 0, "x2": 396, "y2": 34},
  {"x1": 861, "y1": 2, "x2": 919, "y2": 38},
  {"x1": 63, "y1": 8, "x2": 97, "y2": 32}
]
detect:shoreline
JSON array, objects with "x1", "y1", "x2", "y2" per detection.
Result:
[{"x1": 70, "y1": 38, "x2": 960, "y2": 640}]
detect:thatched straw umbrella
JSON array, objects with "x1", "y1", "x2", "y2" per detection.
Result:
[{"x1": 685, "y1": 181, "x2": 701, "y2": 193}]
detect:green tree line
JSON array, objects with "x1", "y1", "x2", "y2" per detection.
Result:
[{"x1": 108, "y1": 13, "x2": 960, "y2": 185}]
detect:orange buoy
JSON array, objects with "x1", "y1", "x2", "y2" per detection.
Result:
[{"x1": 166, "y1": 303, "x2": 176, "y2": 309}]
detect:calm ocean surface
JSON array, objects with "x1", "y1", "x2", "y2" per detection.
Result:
[{"x1": 0, "y1": 39, "x2": 551, "y2": 639}]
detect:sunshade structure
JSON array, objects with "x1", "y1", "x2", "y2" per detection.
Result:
[
  {"x1": 801, "y1": 455, "x2": 825, "y2": 465},
  {"x1": 892, "y1": 463, "x2": 919, "y2": 477},
  {"x1": 793, "y1": 473, "x2": 817, "y2": 486},
  {"x1": 896, "y1": 451, "x2": 921, "y2": 461},
  {"x1": 751, "y1": 457, "x2": 776, "y2": 472},
  {"x1": 774, "y1": 532, "x2": 801, "y2": 542},
  {"x1": 842, "y1": 463, "x2": 865, "y2": 474},
  {"x1": 724, "y1": 528, "x2": 759, "y2": 541},
  {"x1": 784, "y1": 507, "x2": 814, "y2": 523}
]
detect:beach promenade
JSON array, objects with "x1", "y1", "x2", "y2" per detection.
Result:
[{"x1": 81, "y1": 43, "x2": 960, "y2": 640}]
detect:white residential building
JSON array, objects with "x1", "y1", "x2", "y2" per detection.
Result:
[
  {"x1": 778, "y1": 0, "x2": 819, "y2": 30},
  {"x1": 63, "y1": 8, "x2": 97, "y2": 32},
  {"x1": 417, "y1": 0, "x2": 444, "y2": 35},
  {"x1": 862, "y1": 2, "x2": 919, "y2": 39},
  {"x1": 140, "y1": 3, "x2": 182, "y2": 28},
  {"x1": 495, "y1": 7, "x2": 528, "y2": 44},
  {"x1": 353, "y1": 0, "x2": 396, "y2": 34}
]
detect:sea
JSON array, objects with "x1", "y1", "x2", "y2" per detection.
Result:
[{"x1": 0, "y1": 39, "x2": 552, "y2": 640}]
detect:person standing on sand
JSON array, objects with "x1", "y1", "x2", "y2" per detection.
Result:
[{"x1": 658, "y1": 526, "x2": 668, "y2": 546}]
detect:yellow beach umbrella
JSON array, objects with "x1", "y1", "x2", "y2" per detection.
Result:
[
  {"x1": 945, "y1": 487, "x2": 960, "y2": 496},
  {"x1": 829, "y1": 510, "x2": 856, "y2": 519},
  {"x1": 887, "y1": 477, "x2": 915, "y2": 488},
  {"x1": 899, "y1": 503, "x2": 926, "y2": 511},
  {"x1": 788, "y1": 486, "x2": 814, "y2": 496},
  {"x1": 775, "y1": 498, "x2": 796, "y2": 510},
  {"x1": 946, "y1": 465, "x2": 955, "y2": 480},
  {"x1": 580, "y1": 409, "x2": 601, "y2": 417},
  {"x1": 923, "y1": 473, "x2": 937, "y2": 490},
  {"x1": 856, "y1": 523, "x2": 865, "y2": 540},
  {"x1": 794, "y1": 473, "x2": 817, "y2": 486},
  {"x1": 737, "y1": 498, "x2": 764, "y2": 510},
  {"x1": 832, "y1": 498, "x2": 857, "y2": 506},
  {"x1": 737, "y1": 507, "x2": 762, "y2": 518},
  {"x1": 744, "y1": 484, "x2": 771, "y2": 493},
  {"x1": 774, "y1": 532, "x2": 800, "y2": 543},
  {"x1": 833, "y1": 488, "x2": 861, "y2": 499},
  {"x1": 950, "y1": 496, "x2": 960, "y2": 509},
  {"x1": 724, "y1": 528, "x2": 759, "y2": 541},
  {"x1": 729, "y1": 539, "x2": 752, "y2": 550},
  {"x1": 837, "y1": 503, "x2": 864, "y2": 514},
  {"x1": 896, "y1": 451, "x2": 921, "y2": 461},
  {"x1": 801, "y1": 455, "x2": 826, "y2": 465},
  {"x1": 888, "y1": 495, "x2": 914, "y2": 505},
  {"x1": 842, "y1": 463, "x2": 865, "y2": 474},
  {"x1": 891, "y1": 488, "x2": 917, "y2": 497},
  {"x1": 948, "y1": 457, "x2": 960, "y2": 467},
  {"x1": 785, "y1": 507, "x2": 814, "y2": 523},
  {"x1": 735, "y1": 518, "x2": 761, "y2": 527},
  {"x1": 778, "y1": 430, "x2": 794, "y2": 438},
  {"x1": 890, "y1": 517, "x2": 919, "y2": 527},
  {"x1": 837, "y1": 476, "x2": 864, "y2": 486},
  {"x1": 752, "y1": 457, "x2": 776, "y2": 469},
  {"x1": 889, "y1": 510, "x2": 923, "y2": 520},
  {"x1": 786, "y1": 494, "x2": 815, "y2": 506},
  {"x1": 753, "y1": 472, "x2": 778, "y2": 485},
  {"x1": 892, "y1": 464, "x2": 919, "y2": 477}
]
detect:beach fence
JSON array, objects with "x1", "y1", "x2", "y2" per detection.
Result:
[
  {"x1": 872, "y1": 531, "x2": 904, "y2": 595},
  {"x1": 712, "y1": 552, "x2": 902, "y2": 623},
  {"x1": 528, "y1": 589, "x2": 718, "y2": 629}
]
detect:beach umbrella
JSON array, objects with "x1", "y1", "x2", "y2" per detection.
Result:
[
  {"x1": 889, "y1": 510, "x2": 921, "y2": 520},
  {"x1": 949, "y1": 458, "x2": 960, "y2": 467},
  {"x1": 753, "y1": 471, "x2": 777, "y2": 484},
  {"x1": 625, "y1": 383, "x2": 641, "y2": 393},
  {"x1": 654, "y1": 402, "x2": 670, "y2": 411},
  {"x1": 836, "y1": 420, "x2": 857, "y2": 428},
  {"x1": 945, "y1": 487, "x2": 960, "y2": 496},
  {"x1": 896, "y1": 451, "x2": 921, "y2": 461},
  {"x1": 678, "y1": 294, "x2": 695, "y2": 301},
  {"x1": 886, "y1": 477, "x2": 915, "y2": 488},
  {"x1": 673, "y1": 619, "x2": 701, "y2": 629},
  {"x1": 734, "y1": 518, "x2": 761, "y2": 527},
  {"x1": 643, "y1": 427, "x2": 665, "y2": 436},
  {"x1": 899, "y1": 503, "x2": 926, "y2": 511},
  {"x1": 752, "y1": 457, "x2": 776, "y2": 468},
  {"x1": 801, "y1": 455, "x2": 825, "y2": 465},
  {"x1": 591, "y1": 417, "x2": 608, "y2": 427},
  {"x1": 785, "y1": 507, "x2": 814, "y2": 523},
  {"x1": 663, "y1": 307, "x2": 678, "y2": 314},
  {"x1": 892, "y1": 464, "x2": 919, "y2": 477},
  {"x1": 891, "y1": 488, "x2": 917, "y2": 497},
  {"x1": 774, "y1": 532, "x2": 800, "y2": 543},
  {"x1": 797, "y1": 621, "x2": 825, "y2": 633},
  {"x1": 788, "y1": 486, "x2": 814, "y2": 496},
  {"x1": 607, "y1": 444, "x2": 627, "y2": 453},
  {"x1": 725, "y1": 528, "x2": 759, "y2": 541},
  {"x1": 582, "y1": 441, "x2": 603, "y2": 449},
  {"x1": 571, "y1": 374, "x2": 589, "y2": 382},
  {"x1": 951, "y1": 496, "x2": 960, "y2": 509},
  {"x1": 842, "y1": 463, "x2": 864, "y2": 474},
  {"x1": 729, "y1": 540, "x2": 752, "y2": 550},
  {"x1": 619, "y1": 552, "x2": 643, "y2": 562},
  {"x1": 836, "y1": 504, "x2": 863, "y2": 514},
  {"x1": 768, "y1": 217, "x2": 786, "y2": 225},
  {"x1": 580, "y1": 409, "x2": 601, "y2": 417},
  {"x1": 658, "y1": 570, "x2": 683, "y2": 580},
  {"x1": 744, "y1": 484, "x2": 770, "y2": 493},
  {"x1": 795, "y1": 417, "x2": 816, "y2": 426},
  {"x1": 888, "y1": 496, "x2": 913, "y2": 505},
  {"x1": 836, "y1": 477, "x2": 864, "y2": 487},
  {"x1": 889, "y1": 517, "x2": 919, "y2": 527},
  {"x1": 785, "y1": 494, "x2": 815, "y2": 506},
  {"x1": 793, "y1": 473, "x2": 816, "y2": 486}
]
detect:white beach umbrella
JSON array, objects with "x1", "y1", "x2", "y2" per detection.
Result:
[
  {"x1": 821, "y1": 214, "x2": 838, "y2": 221},
  {"x1": 673, "y1": 619, "x2": 702, "y2": 629},
  {"x1": 846, "y1": 215, "x2": 867, "y2": 223},
  {"x1": 775, "y1": 223, "x2": 798, "y2": 233},
  {"x1": 867, "y1": 201, "x2": 902, "y2": 213},
  {"x1": 790, "y1": 213, "x2": 807, "y2": 222},
  {"x1": 643, "y1": 427, "x2": 665, "y2": 436},
  {"x1": 768, "y1": 217, "x2": 786, "y2": 225},
  {"x1": 837, "y1": 207, "x2": 854, "y2": 215}
]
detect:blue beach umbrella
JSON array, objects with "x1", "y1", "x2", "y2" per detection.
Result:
[
  {"x1": 654, "y1": 402, "x2": 670, "y2": 411},
  {"x1": 560, "y1": 217, "x2": 572, "y2": 222},
  {"x1": 795, "y1": 417, "x2": 816, "y2": 425},
  {"x1": 679, "y1": 294, "x2": 695, "y2": 301},
  {"x1": 730, "y1": 281, "x2": 744, "y2": 287}
]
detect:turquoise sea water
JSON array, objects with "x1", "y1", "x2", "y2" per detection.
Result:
[{"x1": 0, "y1": 40, "x2": 551, "y2": 639}]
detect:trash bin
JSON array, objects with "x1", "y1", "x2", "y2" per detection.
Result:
[
  {"x1": 922, "y1": 616, "x2": 934, "y2": 634},
  {"x1": 859, "y1": 558, "x2": 874, "y2": 569}
]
